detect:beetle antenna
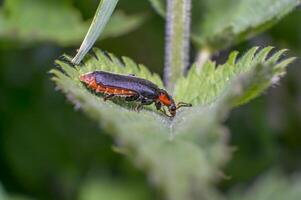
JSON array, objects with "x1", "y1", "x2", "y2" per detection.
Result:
[{"x1": 176, "y1": 102, "x2": 192, "y2": 110}]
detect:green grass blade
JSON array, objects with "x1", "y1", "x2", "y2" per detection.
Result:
[{"x1": 72, "y1": 0, "x2": 119, "y2": 64}]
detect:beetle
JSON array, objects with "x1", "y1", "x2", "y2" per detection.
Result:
[{"x1": 79, "y1": 71, "x2": 192, "y2": 117}]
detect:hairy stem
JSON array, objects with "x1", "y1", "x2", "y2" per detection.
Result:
[
  {"x1": 72, "y1": 0, "x2": 119, "y2": 65},
  {"x1": 164, "y1": 0, "x2": 191, "y2": 90}
]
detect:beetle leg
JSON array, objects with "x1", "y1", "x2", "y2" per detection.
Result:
[
  {"x1": 134, "y1": 98, "x2": 154, "y2": 112},
  {"x1": 160, "y1": 107, "x2": 172, "y2": 118},
  {"x1": 160, "y1": 107, "x2": 167, "y2": 115},
  {"x1": 104, "y1": 94, "x2": 115, "y2": 101},
  {"x1": 155, "y1": 101, "x2": 162, "y2": 110},
  {"x1": 125, "y1": 94, "x2": 140, "y2": 112},
  {"x1": 141, "y1": 98, "x2": 154, "y2": 106},
  {"x1": 134, "y1": 104, "x2": 144, "y2": 112},
  {"x1": 125, "y1": 94, "x2": 139, "y2": 102}
]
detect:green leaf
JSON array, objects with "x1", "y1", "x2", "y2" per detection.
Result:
[
  {"x1": 0, "y1": 0, "x2": 145, "y2": 46},
  {"x1": 192, "y1": 0, "x2": 301, "y2": 50},
  {"x1": 229, "y1": 171, "x2": 301, "y2": 200},
  {"x1": 51, "y1": 47, "x2": 294, "y2": 200},
  {"x1": 148, "y1": 0, "x2": 300, "y2": 51},
  {"x1": 78, "y1": 178, "x2": 152, "y2": 200},
  {"x1": 148, "y1": 0, "x2": 165, "y2": 16},
  {"x1": 51, "y1": 48, "x2": 230, "y2": 200},
  {"x1": 103, "y1": 11, "x2": 147, "y2": 39},
  {"x1": 174, "y1": 47, "x2": 295, "y2": 107},
  {"x1": 0, "y1": 184, "x2": 34, "y2": 200},
  {"x1": 72, "y1": 0, "x2": 119, "y2": 64}
]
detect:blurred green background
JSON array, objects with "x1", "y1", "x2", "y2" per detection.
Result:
[{"x1": 0, "y1": 0, "x2": 300, "y2": 199}]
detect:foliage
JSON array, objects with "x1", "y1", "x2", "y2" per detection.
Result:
[
  {"x1": 0, "y1": 0, "x2": 145, "y2": 45},
  {"x1": 0, "y1": 0, "x2": 300, "y2": 200},
  {"x1": 229, "y1": 171, "x2": 301, "y2": 200},
  {"x1": 51, "y1": 47, "x2": 294, "y2": 200},
  {"x1": 148, "y1": 0, "x2": 300, "y2": 51},
  {"x1": 175, "y1": 47, "x2": 295, "y2": 106},
  {"x1": 148, "y1": 0, "x2": 165, "y2": 16},
  {"x1": 0, "y1": 184, "x2": 33, "y2": 200},
  {"x1": 72, "y1": 0, "x2": 119, "y2": 64},
  {"x1": 51, "y1": 49, "x2": 222, "y2": 199},
  {"x1": 78, "y1": 178, "x2": 152, "y2": 200},
  {"x1": 192, "y1": 0, "x2": 301, "y2": 50}
]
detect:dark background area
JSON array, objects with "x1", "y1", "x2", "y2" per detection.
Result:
[{"x1": 0, "y1": 0, "x2": 300, "y2": 199}]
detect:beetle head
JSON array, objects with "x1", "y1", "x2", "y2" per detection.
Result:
[
  {"x1": 168, "y1": 102, "x2": 193, "y2": 117},
  {"x1": 168, "y1": 103, "x2": 177, "y2": 117},
  {"x1": 158, "y1": 90, "x2": 192, "y2": 117}
]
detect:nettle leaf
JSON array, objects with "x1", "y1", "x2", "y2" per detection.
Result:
[
  {"x1": 51, "y1": 48, "x2": 232, "y2": 200},
  {"x1": 229, "y1": 171, "x2": 301, "y2": 200},
  {"x1": 146, "y1": 0, "x2": 300, "y2": 51},
  {"x1": 174, "y1": 47, "x2": 295, "y2": 107},
  {"x1": 51, "y1": 47, "x2": 294, "y2": 200},
  {"x1": 79, "y1": 178, "x2": 152, "y2": 200},
  {"x1": 0, "y1": 0, "x2": 145, "y2": 45},
  {"x1": 192, "y1": 0, "x2": 300, "y2": 50}
]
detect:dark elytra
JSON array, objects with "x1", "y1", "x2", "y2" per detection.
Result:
[{"x1": 93, "y1": 71, "x2": 160, "y2": 99}]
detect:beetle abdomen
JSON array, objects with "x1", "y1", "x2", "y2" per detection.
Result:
[
  {"x1": 80, "y1": 74, "x2": 137, "y2": 97},
  {"x1": 95, "y1": 83, "x2": 136, "y2": 96}
]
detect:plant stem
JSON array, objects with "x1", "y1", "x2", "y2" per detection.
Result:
[{"x1": 164, "y1": 0, "x2": 191, "y2": 90}]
